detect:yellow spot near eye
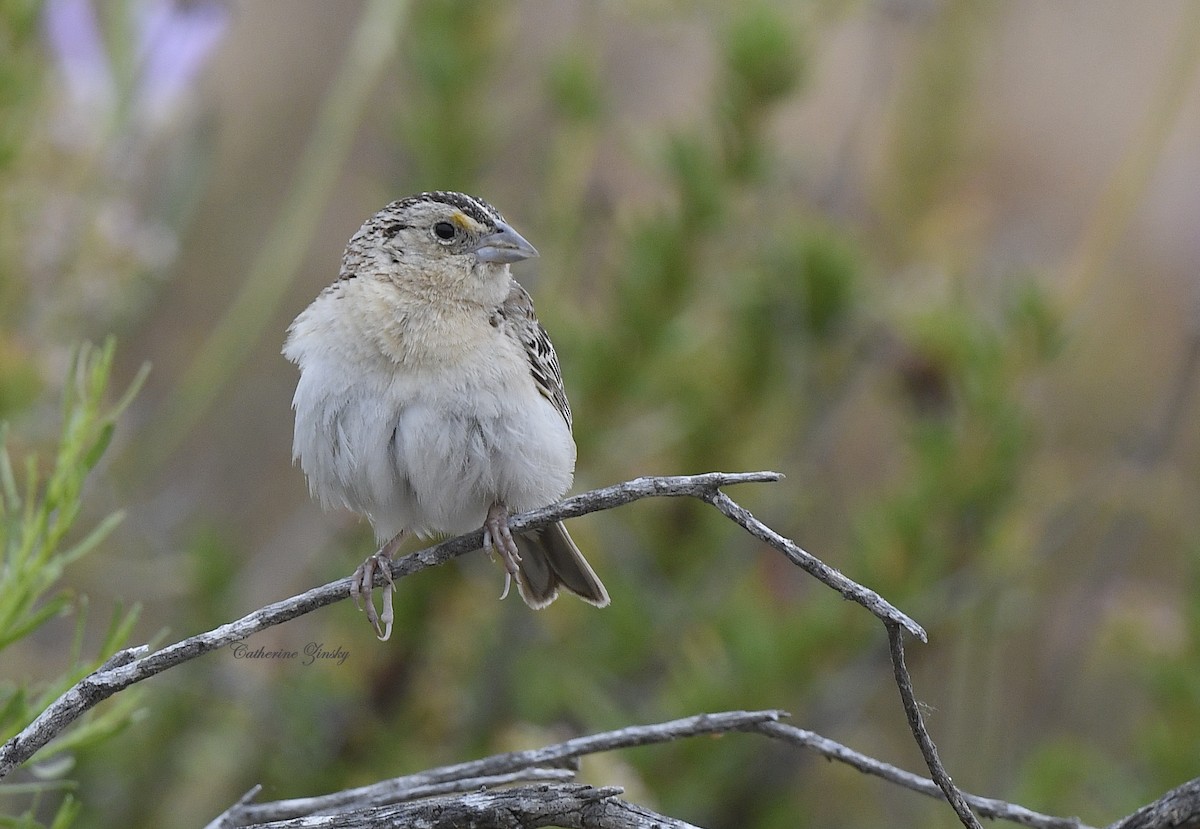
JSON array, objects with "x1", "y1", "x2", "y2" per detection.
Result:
[{"x1": 450, "y1": 212, "x2": 478, "y2": 232}]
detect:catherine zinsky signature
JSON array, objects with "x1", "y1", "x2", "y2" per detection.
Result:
[{"x1": 228, "y1": 640, "x2": 349, "y2": 666}]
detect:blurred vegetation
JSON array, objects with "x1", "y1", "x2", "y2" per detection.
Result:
[
  {"x1": 1, "y1": 1, "x2": 1198, "y2": 828},
  {"x1": 0, "y1": 341, "x2": 145, "y2": 828}
]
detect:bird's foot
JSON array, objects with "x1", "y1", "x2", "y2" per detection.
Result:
[
  {"x1": 483, "y1": 503, "x2": 521, "y2": 599},
  {"x1": 350, "y1": 532, "x2": 404, "y2": 640}
]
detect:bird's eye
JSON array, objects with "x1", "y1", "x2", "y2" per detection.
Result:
[{"x1": 433, "y1": 221, "x2": 457, "y2": 241}]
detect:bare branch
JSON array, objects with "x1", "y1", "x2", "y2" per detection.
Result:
[
  {"x1": 227, "y1": 710, "x2": 784, "y2": 825},
  {"x1": 705, "y1": 490, "x2": 927, "y2": 640},
  {"x1": 6, "y1": 466, "x2": 1114, "y2": 829},
  {"x1": 245, "y1": 784, "x2": 700, "y2": 829},
  {"x1": 224, "y1": 708, "x2": 1098, "y2": 829},
  {"x1": 205, "y1": 773, "x2": 579, "y2": 829},
  {"x1": 206, "y1": 786, "x2": 264, "y2": 829},
  {"x1": 755, "y1": 722, "x2": 1089, "y2": 829},
  {"x1": 887, "y1": 623, "x2": 982, "y2": 829},
  {"x1": 1, "y1": 473, "x2": 797, "y2": 779},
  {"x1": 1106, "y1": 777, "x2": 1200, "y2": 829}
]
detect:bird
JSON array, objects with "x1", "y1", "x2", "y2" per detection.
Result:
[{"x1": 283, "y1": 191, "x2": 609, "y2": 640}]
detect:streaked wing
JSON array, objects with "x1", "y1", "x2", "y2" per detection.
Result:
[{"x1": 494, "y1": 281, "x2": 572, "y2": 431}]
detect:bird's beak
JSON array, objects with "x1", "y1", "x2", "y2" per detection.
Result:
[{"x1": 473, "y1": 221, "x2": 539, "y2": 264}]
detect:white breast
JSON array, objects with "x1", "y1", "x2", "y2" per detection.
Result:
[{"x1": 286, "y1": 290, "x2": 576, "y2": 542}]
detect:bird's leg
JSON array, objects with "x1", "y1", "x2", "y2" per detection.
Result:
[
  {"x1": 350, "y1": 531, "x2": 405, "y2": 641},
  {"x1": 483, "y1": 503, "x2": 522, "y2": 597}
]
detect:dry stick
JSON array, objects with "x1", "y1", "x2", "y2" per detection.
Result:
[
  {"x1": 703, "y1": 489, "x2": 976, "y2": 828},
  {"x1": 0, "y1": 472, "x2": 789, "y2": 779},
  {"x1": 212, "y1": 772, "x2": 580, "y2": 829},
  {"x1": 887, "y1": 623, "x2": 983, "y2": 829},
  {"x1": 4, "y1": 469, "x2": 1190, "y2": 828},
  {"x1": 209, "y1": 786, "x2": 264, "y2": 829},
  {"x1": 225, "y1": 708, "x2": 1087, "y2": 829},
  {"x1": 209, "y1": 771, "x2": 579, "y2": 829},
  {"x1": 224, "y1": 771, "x2": 581, "y2": 826},
  {"x1": 247, "y1": 784, "x2": 700, "y2": 829},
  {"x1": 753, "y1": 724, "x2": 1087, "y2": 829},
  {"x1": 1106, "y1": 777, "x2": 1200, "y2": 829},
  {"x1": 704, "y1": 491, "x2": 926, "y2": 641},
  {"x1": 224, "y1": 710, "x2": 784, "y2": 826}
]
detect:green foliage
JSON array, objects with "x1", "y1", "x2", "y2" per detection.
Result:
[
  {"x1": 725, "y1": 5, "x2": 804, "y2": 104},
  {"x1": 850, "y1": 279, "x2": 1061, "y2": 600},
  {"x1": 395, "y1": 0, "x2": 505, "y2": 191},
  {"x1": 0, "y1": 0, "x2": 43, "y2": 171},
  {"x1": 0, "y1": 0, "x2": 46, "y2": 362},
  {"x1": 545, "y1": 50, "x2": 605, "y2": 124},
  {"x1": 766, "y1": 225, "x2": 860, "y2": 341},
  {"x1": 0, "y1": 340, "x2": 146, "y2": 828},
  {"x1": 1014, "y1": 736, "x2": 1135, "y2": 825},
  {"x1": 0, "y1": 343, "x2": 41, "y2": 423},
  {"x1": 721, "y1": 4, "x2": 806, "y2": 179},
  {"x1": 1135, "y1": 549, "x2": 1200, "y2": 793}
]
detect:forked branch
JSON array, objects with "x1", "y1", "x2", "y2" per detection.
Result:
[
  {"x1": 2, "y1": 472, "x2": 801, "y2": 778},
  {"x1": 212, "y1": 709, "x2": 1093, "y2": 829},
  {"x1": 8, "y1": 471, "x2": 1176, "y2": 829}
]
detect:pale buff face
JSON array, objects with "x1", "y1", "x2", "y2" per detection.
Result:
[{"x1": 338, "y1": 192, "x2": 536, "y2": 309}]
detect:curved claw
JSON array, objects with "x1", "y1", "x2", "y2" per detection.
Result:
[
  {"x1": 483, "y1": 502, "x2": 521, "y2": 579},
  {"x1": 349, "y1": 533, "x2": 402, "y2": 641}
]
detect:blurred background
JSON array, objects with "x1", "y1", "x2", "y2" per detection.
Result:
[{"x1": 2, "y1": 0, "x2": 1199, "y2": 826}]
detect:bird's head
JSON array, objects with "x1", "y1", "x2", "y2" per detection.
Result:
[{"x1": 340, "y1": 191, "x2": 538, "y2": 305}]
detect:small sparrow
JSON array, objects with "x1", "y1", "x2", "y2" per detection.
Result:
[{"x1": 284, "y1": 191, "x2": 609, "y2": 639}]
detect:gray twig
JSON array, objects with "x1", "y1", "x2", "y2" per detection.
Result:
[
  {"x1": 207, "y1": 786, "x2": 264, "y2": 829},
  {"x1": 210, "y1": 770, "x2": 576, "y2": 829},
  {"x1": 887, "y1": 623, "x2": 983, "y2": 829},
  {"x1": 226, "y1": 707, "x2": 1097, "y2": 829},
  {"x1": 246, "y1": 784, "x2": 698, "y2": 829},
  {"x1": 705, "y1": 490, "x2": 926, "y2": 640},
  {"x1": 11, "y1": 467, "x2": 1143, "y2": 829},
  {"x1": 755, "y1": 721, "x2": 1087, "y2": 829},
  {"x1": 227, "y1": 710, "x2": 783, "y2": 825},
  {"x1": 0, "y1": 472, "x2": 788, "y2": 779}
]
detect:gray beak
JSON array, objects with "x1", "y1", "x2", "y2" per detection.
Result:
[{"x1": 473, "y1": 221, "x2": 539, "y2": 264}]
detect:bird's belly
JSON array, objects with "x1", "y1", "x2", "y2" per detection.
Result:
[
  {"x1": 317, "y1": 374, "x2": 575, "y2": 542},
  {"x1": 391, "y1": 395, "x2": 574, "y2": 534}
]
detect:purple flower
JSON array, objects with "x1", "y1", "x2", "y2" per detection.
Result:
[
  {"x1": 134, "y1": 0, "x2": 231, "y2": 122},
  {"x1": 42, "y1": 0, "x2": 115, "y2": 113},
  {"x1": 42, "y1": 0, "x2": 230, "y2": 129}
]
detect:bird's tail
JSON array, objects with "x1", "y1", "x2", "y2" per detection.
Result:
[{"x1": 513, "y1": 521, "x2": 610, "y2": 609}]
